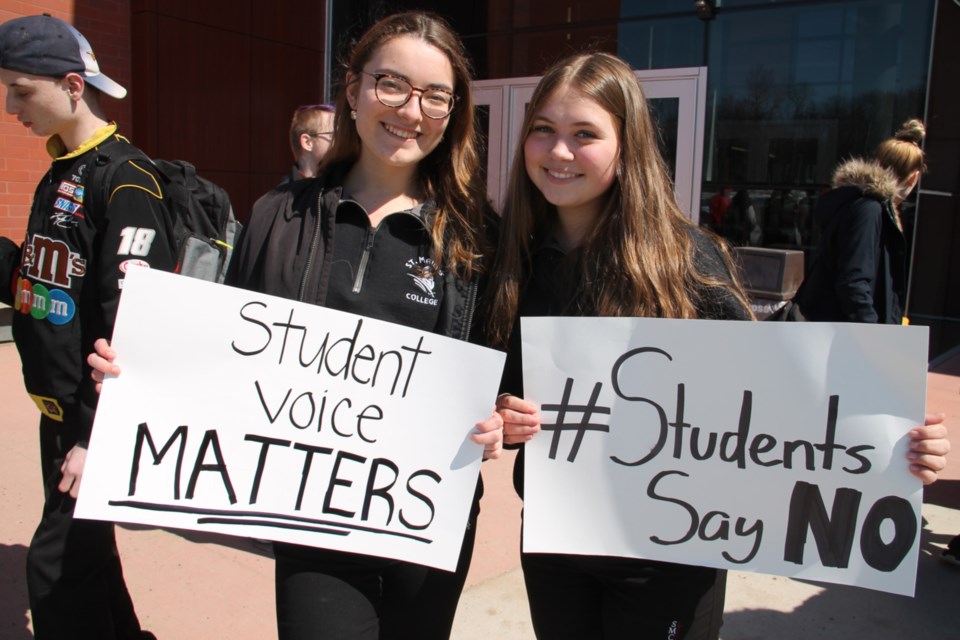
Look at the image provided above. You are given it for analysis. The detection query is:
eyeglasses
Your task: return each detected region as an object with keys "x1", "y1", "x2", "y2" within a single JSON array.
[
  {"x1": 359, "y1": 71, "x2": 456, "y2": 120},
  {"x1": 309, "y1": 131, "x2": 334, "y2": 137}
]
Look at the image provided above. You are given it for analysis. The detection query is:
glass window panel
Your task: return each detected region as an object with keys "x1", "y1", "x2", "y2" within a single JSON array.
[
  {"x1": 648, "y1": 97, "x2": 680, "y2": 183},
  {"x1": 795, "y1": 40, "x2": 844, "y2": 84},
  {"x1": 702, "y1": 0, "x2": 934, "y2": 253},
  {"x1": 718, "y1": 0, "x2": 808, "y2": 7},
  {"x1": 796, "y1": 9, "x2": 846, "y2": 37},
  {"x1": 509, "y1": 25, "x2": 619, "y2": 76},
  {"x1": 513, "y1": 0, "x2": 619, "y2": 29},
  {"x1": 618, "y1": 19, "x2": 704, "y2": 70},
  {"x1": 619, "y1": 0, "x2": 705, "y2": 18}
]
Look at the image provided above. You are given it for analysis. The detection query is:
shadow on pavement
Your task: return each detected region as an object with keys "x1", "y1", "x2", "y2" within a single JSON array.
[
  {"x1": 719, "y1": 520, "x2": 958, "y2": 639},
  {"x1": 118, "y1": 523, "x2": 276, "y2": 559},
  {"x1": 923, "y1": 478, "x2": 960, "y2": 511},
  {"x1": 0, "y1": 543, "x2": 33, "y2": 639}
]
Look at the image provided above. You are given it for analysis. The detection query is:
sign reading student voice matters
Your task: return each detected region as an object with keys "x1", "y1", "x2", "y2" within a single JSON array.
[
  {"x1": 521, "y1": 317, "x2": 928, "y2": 596},
  {"x1": 75, "y1": 268, "x2": 504, "y2": 571}
]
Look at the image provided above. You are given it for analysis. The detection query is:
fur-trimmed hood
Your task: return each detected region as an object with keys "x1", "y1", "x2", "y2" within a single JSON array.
[
  {"x1": 831, "y1": 157, "x2": 900, "y2": 202},
  {"x1": 814, "y1": 157, "x2": 904, "y2": 231}
]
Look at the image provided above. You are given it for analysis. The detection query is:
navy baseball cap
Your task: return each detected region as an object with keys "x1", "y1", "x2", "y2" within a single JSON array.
[{"x1": 0, "y1": 14, "x2": 127, "y2": 99}]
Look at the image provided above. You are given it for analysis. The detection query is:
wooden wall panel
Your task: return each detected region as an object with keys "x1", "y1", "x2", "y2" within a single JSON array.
[
  {"x1": 249, "y1": 38, "x2": 329, "y2": 173},
  {"x1": 130, "y1": 10, "x2": 159, "y2": 154},
  {"x1": 140, "y1": 0, "x2": 252, "y2": 33},
  {"x1": 155, "y1": 16, "x2": 251, "y2": 170},
  {"x1": 251, "y1": 2, "x2": 326, "y2": 46},
  {"x1": 130, "y1": 1, "x2": 327, "y2": 223}
]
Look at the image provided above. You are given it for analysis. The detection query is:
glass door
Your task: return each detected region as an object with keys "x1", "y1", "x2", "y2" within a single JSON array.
[{"x1": 473, "y1": 67, "x2": 707, "y2": 221}]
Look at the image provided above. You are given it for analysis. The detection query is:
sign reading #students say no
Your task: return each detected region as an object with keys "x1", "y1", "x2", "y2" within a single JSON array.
[
  {"x1": 520, "y1": 317, "x2": 928, "y2": 596},
  {"x1": 75, "y1": 268, "x2": 505, "y2": 572}
]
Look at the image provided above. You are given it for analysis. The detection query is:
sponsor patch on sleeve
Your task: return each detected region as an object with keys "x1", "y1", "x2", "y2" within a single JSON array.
[{"x1": 29, "y1": 394, "x2": 65, "y2": 422}]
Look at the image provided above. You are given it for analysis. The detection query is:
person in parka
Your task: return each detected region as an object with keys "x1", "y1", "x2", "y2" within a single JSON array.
[{"x1": 797, "y1": 119, "x2": 926, "y2": 324}]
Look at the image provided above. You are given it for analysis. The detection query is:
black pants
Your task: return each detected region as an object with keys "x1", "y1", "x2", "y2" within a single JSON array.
[
  {"x1": 27, "y1": 416, "x2": 146, "y2": 639},
  {"x1": 521, "y1": 552, "x2": 726, "y2": 640},
  {"x1": 274, "y1": 517, "x2": 477, "y2": 640}
]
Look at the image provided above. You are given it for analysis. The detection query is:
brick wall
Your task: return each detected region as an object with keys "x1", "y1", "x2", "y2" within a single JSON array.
[{"x1": 0, "y1": 0, "x2": 132, "y2": 240}]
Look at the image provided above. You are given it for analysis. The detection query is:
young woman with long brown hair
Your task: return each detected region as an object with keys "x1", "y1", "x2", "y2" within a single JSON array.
[
  {"x1": 487, "y1": 50, "x2": 751, "y2": 640},
  {"x1": 488, "y1": 52, "x2": 949, "y2": 640}
]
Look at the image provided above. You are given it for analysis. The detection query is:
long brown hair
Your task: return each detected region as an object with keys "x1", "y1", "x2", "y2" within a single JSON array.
[
  {"x1": 486, "y1": 52, "x2": 750, "y2": 348},
  {"x1": 321, "y1": 11, "x2": 489, "y2": 277}
]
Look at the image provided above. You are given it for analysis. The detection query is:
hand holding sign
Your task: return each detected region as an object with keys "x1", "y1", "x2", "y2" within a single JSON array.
[
  {"x1": 76, "y1": 268, "x2": 505, "y2": 571},
  {"x1": 907, "y1": 414, "x2": 949, "y2": 484},
  {"x1": 497, "y1": 394, "x2": 541, "y2": 445},
  {"x1": 88, "y1": 338, "x2": 120, "y2": 393},
  {"x1": 520, "y1": 316, "x2": 931, "y2": 596}
]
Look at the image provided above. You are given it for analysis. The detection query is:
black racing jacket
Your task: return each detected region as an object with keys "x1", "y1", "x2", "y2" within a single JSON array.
[{"x1": 0, "y1": 124, "x2": 178, "y2": 440}]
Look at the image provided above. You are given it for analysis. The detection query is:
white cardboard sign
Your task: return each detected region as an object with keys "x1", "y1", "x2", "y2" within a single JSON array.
[
  {"x1": 76, "y1": 268, "x2": 505, "y2": 571},
  {"x1": 520, "y1": 317, "x2": 928, "y2": 596}
]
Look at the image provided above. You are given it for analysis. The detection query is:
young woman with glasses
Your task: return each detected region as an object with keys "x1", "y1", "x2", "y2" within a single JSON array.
[
  {"x1": 90, "y1": 10, "x2": 502, "y2": 640},
  {"x1": 239, "y1": 12, "x2": 502, "y2": 639}
]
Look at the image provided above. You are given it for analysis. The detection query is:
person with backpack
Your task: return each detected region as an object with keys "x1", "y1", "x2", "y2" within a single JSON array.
[{"x1": 0, "y1": 14, "x2": 176, "y2": 639}]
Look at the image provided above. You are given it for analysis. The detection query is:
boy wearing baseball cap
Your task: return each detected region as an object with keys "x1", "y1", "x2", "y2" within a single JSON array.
[{"x1": 0, "y1": 14, "x2": 175, "y2": 639}]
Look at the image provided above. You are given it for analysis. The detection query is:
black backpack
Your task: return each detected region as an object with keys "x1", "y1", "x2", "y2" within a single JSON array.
[{"x1": 87, "y1": 147, "x2": 241, "y2": 283}]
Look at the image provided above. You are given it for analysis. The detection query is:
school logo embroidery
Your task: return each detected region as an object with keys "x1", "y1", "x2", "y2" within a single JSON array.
[
  {"x1": 405, "y1": 257, "x2": 442, "y2": 306},
  {"x1": 20, "y1": 234, "x2": 86, "y2": 287},
  {"x1": 666, "y1": 620, "x2": 682, "y2": 640}
]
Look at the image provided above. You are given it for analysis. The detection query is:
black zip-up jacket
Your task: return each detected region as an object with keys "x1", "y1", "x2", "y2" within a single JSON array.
[
  {"x1": 0, "y1": 125, "x2": 177, "y2": 440},
  {"x1": 500, "y1": 227, "x2": 753, "y2": 497},
  {"x1": 227, "y1": 170, "x2": 487, "y2": 343},
  {"x1": 226, "y1": 168, "x2": 495, "y2": 521}
]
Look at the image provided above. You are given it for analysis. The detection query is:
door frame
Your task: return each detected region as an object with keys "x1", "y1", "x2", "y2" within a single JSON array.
[{"x1": 473, "y1": 67, "x2": 708, "y2": 220}]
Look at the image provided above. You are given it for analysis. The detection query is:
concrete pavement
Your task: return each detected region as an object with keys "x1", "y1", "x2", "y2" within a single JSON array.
[{"x1": 1, "y1": 340, "x2": 958, "y2": 639}]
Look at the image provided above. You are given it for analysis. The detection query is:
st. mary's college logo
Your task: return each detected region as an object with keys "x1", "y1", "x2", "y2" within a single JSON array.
[{"x1": 404, "y1": 257, "x2": 442, "y2": 306}]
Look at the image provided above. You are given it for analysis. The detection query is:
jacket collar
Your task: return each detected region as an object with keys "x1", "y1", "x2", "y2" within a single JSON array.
[{"x1": 47, "y1": 122, "x2": 118, "y2": 160}]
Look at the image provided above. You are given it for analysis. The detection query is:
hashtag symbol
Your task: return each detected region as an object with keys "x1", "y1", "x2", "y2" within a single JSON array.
[{"x1": 540, "y1": 378, "x2": 611, "y2": 462}]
